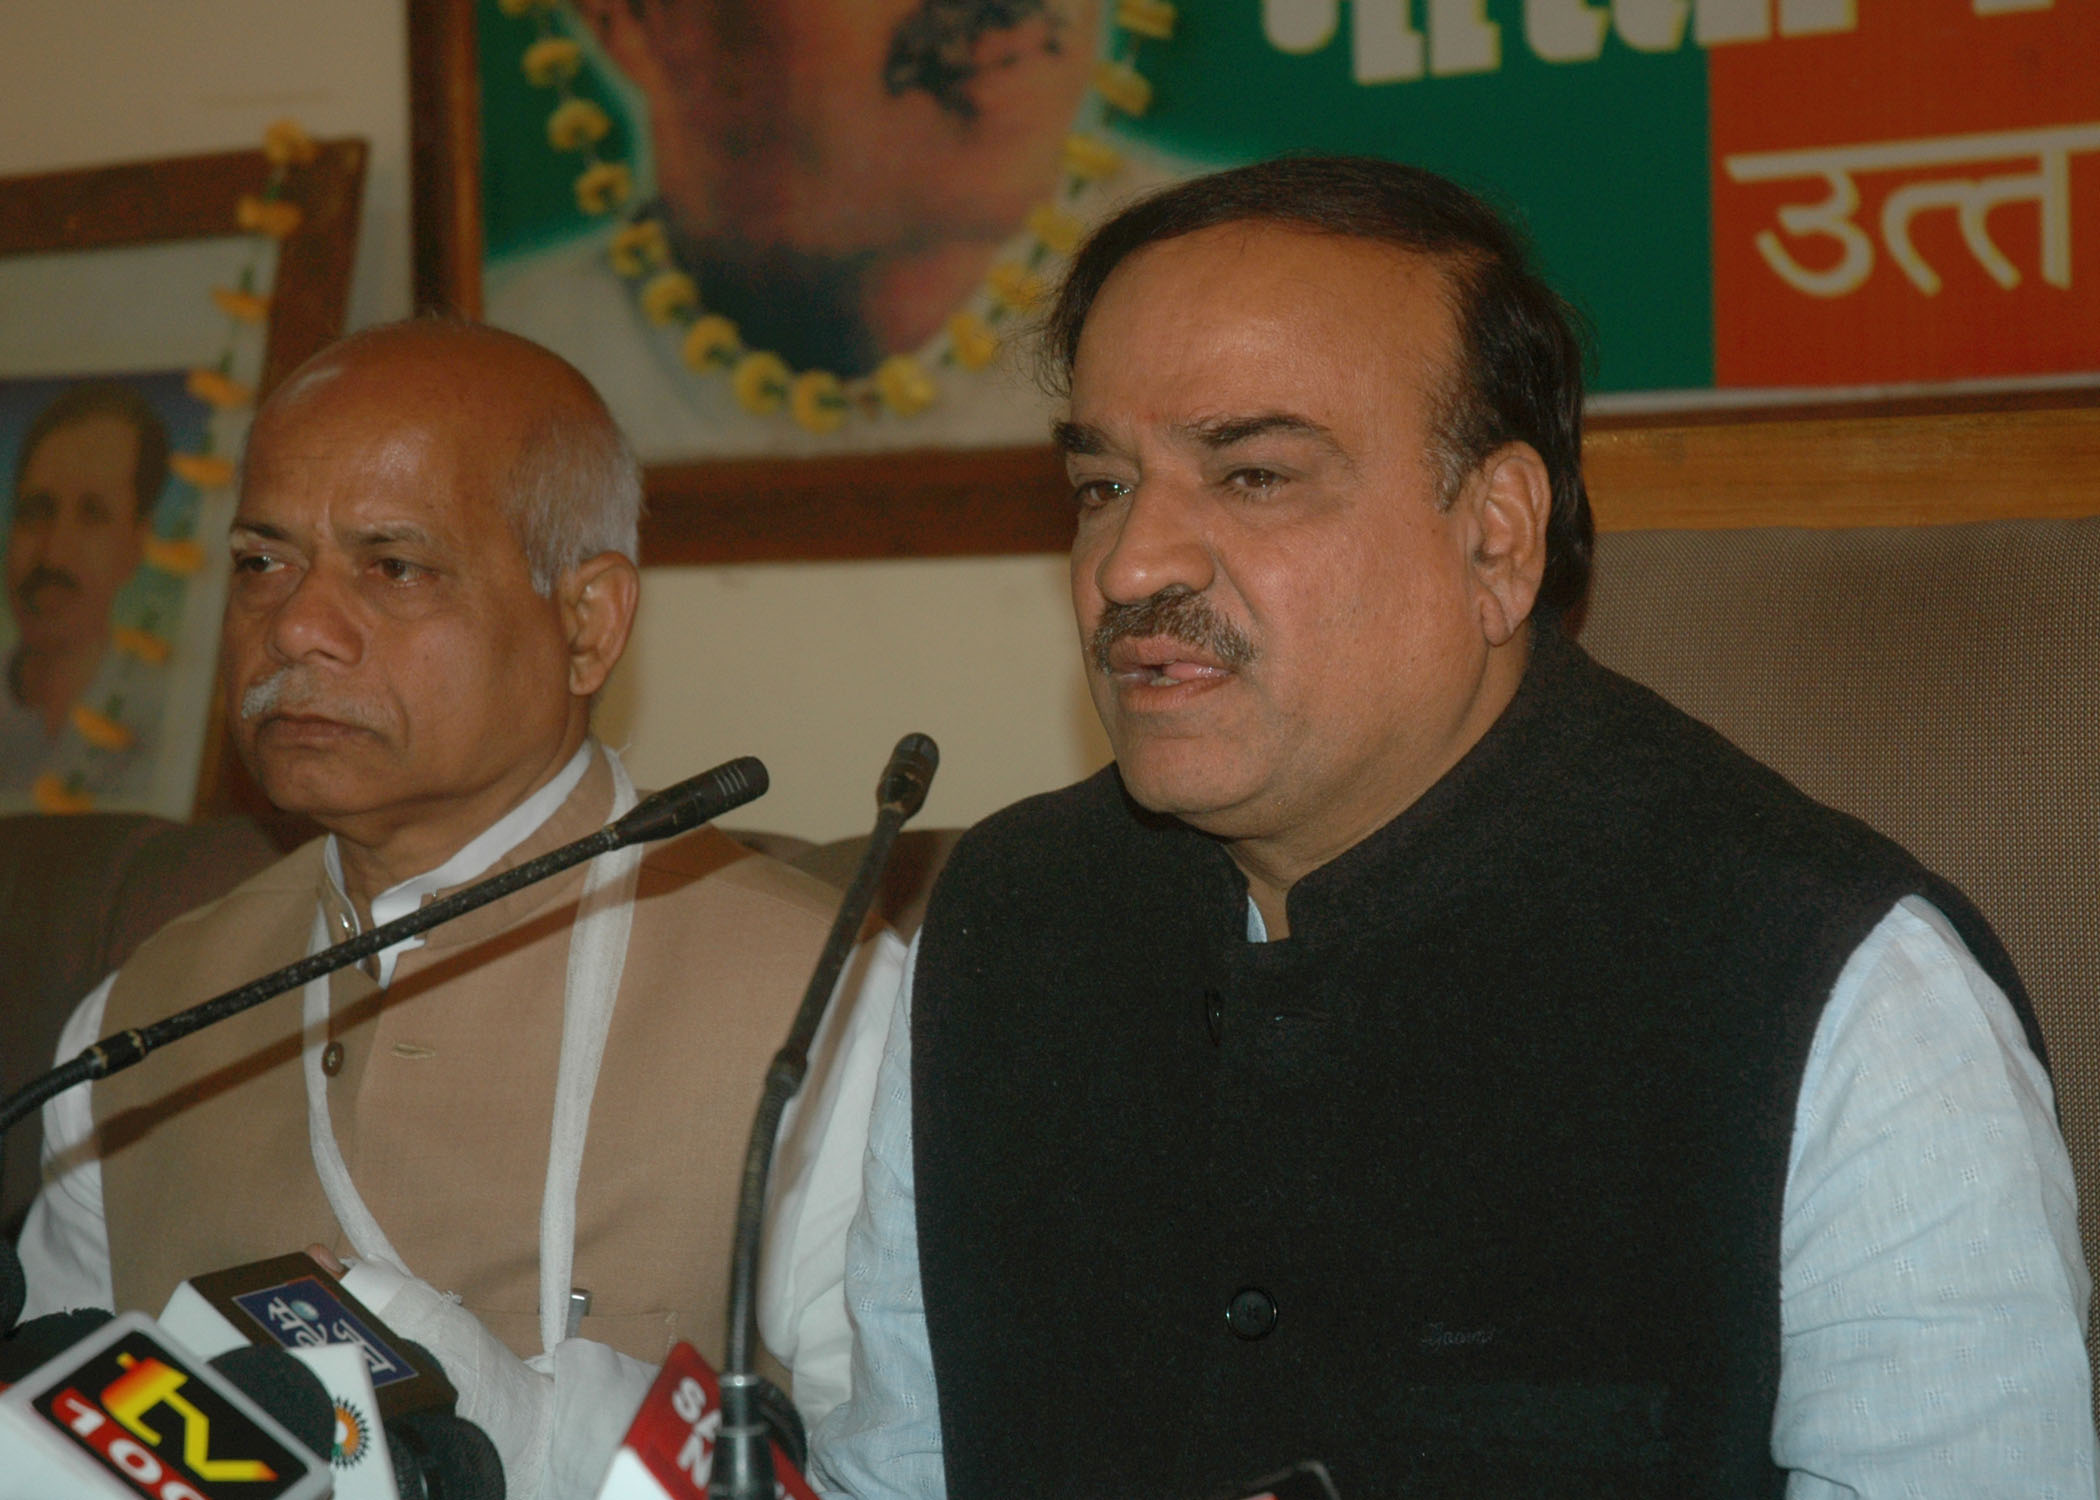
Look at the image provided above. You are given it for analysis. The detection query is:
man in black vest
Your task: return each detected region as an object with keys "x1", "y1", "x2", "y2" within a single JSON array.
[{"x1": 810, "y1": 158, "x2": 2093, "y2": 1499}]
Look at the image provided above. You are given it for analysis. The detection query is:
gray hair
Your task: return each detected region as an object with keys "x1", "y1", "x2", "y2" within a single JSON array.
[{"x1": 503, "y1": 399, "x2": 643, "y2": 597}]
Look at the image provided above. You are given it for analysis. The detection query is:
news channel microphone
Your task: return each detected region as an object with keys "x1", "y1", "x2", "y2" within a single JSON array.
[
  {"x1": 159, "y1": 1250, "x2": 504, "y2": 1500},
  {"x1": 594, "y1": 1343, "x2": 816, "y2": 1500},
  {"x1": 0, "y1": 1309, "x2": 332, "y2": 1500}
]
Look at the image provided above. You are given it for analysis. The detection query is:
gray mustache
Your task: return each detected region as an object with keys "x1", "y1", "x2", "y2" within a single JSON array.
[
  {"x1": 1089, "y1": 586, "x2": 1257, "y2": 674},
  {"x1": 239, "y1": 666, "x2": 385, "y2": 731}
]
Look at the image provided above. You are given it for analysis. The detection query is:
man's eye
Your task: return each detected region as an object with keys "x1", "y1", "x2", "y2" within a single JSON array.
[
  {"x1": 1226, "y1": 467, "x2": 1283, "y2": 491},
  {"x1": 233, "y1": 551, "x2": 281, "y2": 575},
  {"x1": 374, "y1": 557, "x2": 427, "y2": 583},
  {"x1": 1072, "y1": 478, "x2": 1129, "y2": 509}
]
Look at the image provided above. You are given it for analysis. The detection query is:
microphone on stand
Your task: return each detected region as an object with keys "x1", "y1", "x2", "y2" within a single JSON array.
[
  {"x1": 0, "y1": 756, "x2": 770, "y2": 1145},
  {"x1": 709, "y1": 734, "x2": 938, "y2": 1500}
]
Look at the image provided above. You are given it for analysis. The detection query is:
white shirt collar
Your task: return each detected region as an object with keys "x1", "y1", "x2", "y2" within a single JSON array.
[{"x1": 320, "y1": 740, "x2": 596, "y2": 987}]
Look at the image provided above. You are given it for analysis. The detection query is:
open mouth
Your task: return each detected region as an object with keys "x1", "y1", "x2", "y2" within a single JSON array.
[{"x1": 1105, "y1": 638, "x2": 1237, "y2": 689}]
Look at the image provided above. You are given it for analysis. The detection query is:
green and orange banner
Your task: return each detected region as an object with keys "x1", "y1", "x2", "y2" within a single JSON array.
[
  {"x1": 477, "y1": 1, "x2": 2097, "y2": 453},
  {"x1": 1128, "y1": 0, "x2": 2098, "y2": 401}
]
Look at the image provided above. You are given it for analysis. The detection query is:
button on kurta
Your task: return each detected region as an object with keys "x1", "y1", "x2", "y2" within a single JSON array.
[
  {"x1": 321, "y1": 1040, "x2": 345, "y2": 1076},
  {"x1": 1226, "y1": 1286, "x2": 1277, "y2": 1340}
]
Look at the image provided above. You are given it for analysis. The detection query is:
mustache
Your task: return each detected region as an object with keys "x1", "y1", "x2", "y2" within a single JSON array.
[
  {"x1": 1089, "y1": 587, "x2": 1256, "y2": 674},
  {"x1": 239, "y1": 666, "x2": 386, "y2": 731},
  {"x1": 15, "y1": 566, "x2": 80, "y2": 600}
]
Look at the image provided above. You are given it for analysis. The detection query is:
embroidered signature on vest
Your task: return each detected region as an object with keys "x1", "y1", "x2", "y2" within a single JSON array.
[{"x1": 1419, "y1": 1322, "x2": 1499, "y2": 1351}]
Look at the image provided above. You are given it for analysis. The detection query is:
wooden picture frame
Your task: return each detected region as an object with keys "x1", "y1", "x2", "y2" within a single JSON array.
[
  {"x1": 409, "y1": 0, "x2": 2100, "y2": 563},
  {"x1": 0, "y1": 139, "x2": 366, "y2": 831}
]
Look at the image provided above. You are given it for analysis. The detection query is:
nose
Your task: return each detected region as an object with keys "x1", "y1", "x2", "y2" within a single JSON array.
[
  {"x1": 1085, "y1": 477, "x2": 1217, "y2": 608},
  {"x1": 18, "y1": 507, "x2": 80, "y2": 573},
  {"x1": 262, "y1": 565, "x2": 365, "y2": 668}
]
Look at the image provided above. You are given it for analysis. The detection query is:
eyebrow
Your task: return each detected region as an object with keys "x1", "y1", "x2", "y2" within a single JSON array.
[
  {"x1": 1051, "y1": 419, "x2": 1106, "y2": 456},
  {"x1": 1052, "y1": 412, "x2": 1348, "y2": 459},
  {"x1": 1179, "y1": 411, "x2": 1344, "y2": 453},
  {"x1": 227, "y1": 520, "x2": 441, "y2": 550},
  {"x1": 346, "y1": 523, "x2": 438, "y2": 550}
]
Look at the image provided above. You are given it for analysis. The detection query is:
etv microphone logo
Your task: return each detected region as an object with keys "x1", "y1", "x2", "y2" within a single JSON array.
[{"x1": 33, "y1": 1328, "x2": 308, "y2": 1500}]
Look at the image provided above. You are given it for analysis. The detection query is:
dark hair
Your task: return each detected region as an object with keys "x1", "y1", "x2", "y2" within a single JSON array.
[
  {"x1": 13, "y1": 381, "x2": 170, "y2": 524},
  {"x1": 1042, "y1": 156, "x2": 1594, "y2": 617}
]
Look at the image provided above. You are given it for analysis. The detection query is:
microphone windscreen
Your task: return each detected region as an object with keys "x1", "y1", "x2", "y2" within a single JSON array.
[
  {"x1": 210, "y1": 1342, "x2": 336, "y2": 1462},
  {"x1": 390, "y1": 1335, "x2": 452, "y2": 1392},
  {"x1": 0, "y1": 1237, "x2": 25, "y2": 1337},
  {"x1": 611, "y1": 756, "x2": 770, "y2": 846},
  {"x1": 0, "y1": 1307, "x2": 113, "y2": 1383},
  {"x1": 389, "y1": 1407, "x2": 507, "y2": 1500},
  {"x1": 877, "y1": 733, "x2": 939, "y2": 818}
]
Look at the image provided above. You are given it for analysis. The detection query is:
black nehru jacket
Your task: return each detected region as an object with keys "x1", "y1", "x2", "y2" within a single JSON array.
[{"x1": 911, "y1": 627, "x2": 2042, "y2": 1500}]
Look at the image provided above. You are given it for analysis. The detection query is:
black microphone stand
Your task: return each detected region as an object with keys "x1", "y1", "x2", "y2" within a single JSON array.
[
  {"x1": 0, "y1": 756, "x2": 769, "y2": 1144},
  {"x1": 711, "y1": 733, "x2": 938, "y2": 1500}
]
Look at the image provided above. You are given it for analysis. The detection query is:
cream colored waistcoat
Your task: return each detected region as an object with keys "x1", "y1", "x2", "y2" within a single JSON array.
[{"x1": 94, "y1": 755, "x2": 837, "y2": 1367}]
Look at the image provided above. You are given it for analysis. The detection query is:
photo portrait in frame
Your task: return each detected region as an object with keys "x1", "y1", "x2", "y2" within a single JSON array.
[{"x1": 0, "y1": 138, "x2": 365, "y2": 820}]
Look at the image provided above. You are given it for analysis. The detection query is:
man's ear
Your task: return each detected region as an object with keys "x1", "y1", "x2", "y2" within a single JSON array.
[
  {"x1": 557, "y1": 551, "x2": 640, "y2": 699},
  {"x1": 1464, "y1": 442, "x2": 1551, "y2": 647}
]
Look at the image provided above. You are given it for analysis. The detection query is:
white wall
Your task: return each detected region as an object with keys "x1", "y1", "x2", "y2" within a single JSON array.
[
  {"x1": 6, "y1": 0, "x2": 1105, "y2": 841},
  {"x1": 598, "y1": 555, "x2": 1108, "y2": 841},
  {"x1": 3, "y1": 0, "x2": 415, "y2": 335}
]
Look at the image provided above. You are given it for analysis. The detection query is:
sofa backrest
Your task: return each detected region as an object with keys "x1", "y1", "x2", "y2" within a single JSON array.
[
  {"x1": 1579, "y1": 401, "x2": 2100, "y2": 1417},
  {"x1": 0, "y1": 813, "x2": 280, "y2": 1234}
]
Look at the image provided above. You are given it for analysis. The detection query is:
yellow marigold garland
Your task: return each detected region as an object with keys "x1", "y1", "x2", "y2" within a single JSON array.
[
  {"x1": 731, "y1": 352, "x2": 793, "y2": 416},
  {"x1": 37, "y1": 118, "x2": 309, "y2": 810},
  {"x1": 262, "y1": 119, "x2": 321, "y2": 167},
  {"x1": 210, "y1": 286, "x2": 271, "y2": 323},
  {"x1": 236, "y1": 196, "x2": 303, "y2": 239},
  {"x1": 143, "y1": 537, "x2": 207, "y2": 576},
  {"x1": 497, "y1": 2, "x2": 1177, "y2": 434},
  {"x1": 33, "y1": 775, "x2": 95, "y2": 815},
  {"x1": 114, "y1": 627, "x2": 173, "y2": 667},
  {"x1": 169, "y1": 452, "x2": 236, "y2": 489},
  {"x1": 70, "y1": 705, "x2": 134, "y2": 753}
]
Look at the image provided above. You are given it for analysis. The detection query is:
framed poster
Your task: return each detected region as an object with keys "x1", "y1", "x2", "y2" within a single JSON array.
[
  {"x1": 0, "y1": 139, "x2": 365, "y2": 821},
  {"x1": 411, "y1": 0, "x2": 2099, "y2": 561}
]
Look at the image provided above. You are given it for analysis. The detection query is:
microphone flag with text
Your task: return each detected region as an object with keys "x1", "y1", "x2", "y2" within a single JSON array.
[
  {"x1": 159, "y1": 1249, "x2": 476, "y2": 1500},
  {"x1": 596, "y1": 1342, "x2": 817, "y2": 1500},
  {"x1": 0, "y1": 1310, "x2": 332, "y2": 1500}
]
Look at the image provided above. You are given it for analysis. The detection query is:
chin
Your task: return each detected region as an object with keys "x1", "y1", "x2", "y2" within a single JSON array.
[
  {"x1": 241, "y1": 745, "x2": 379, "y2": 824},
  {"x1": 1112, "y1": 745, "x2": 1265, "y2": 834}
]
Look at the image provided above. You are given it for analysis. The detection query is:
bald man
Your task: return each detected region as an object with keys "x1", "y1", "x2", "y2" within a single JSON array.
[{"x1": 20, "y1": 322, "x2": 904, "y2": 1497}]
